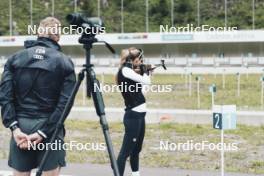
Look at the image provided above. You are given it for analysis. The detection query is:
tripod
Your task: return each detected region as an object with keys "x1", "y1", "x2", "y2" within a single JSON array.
[{"x1": 36, "y1": 35, "x2": 120, "y2": 176}]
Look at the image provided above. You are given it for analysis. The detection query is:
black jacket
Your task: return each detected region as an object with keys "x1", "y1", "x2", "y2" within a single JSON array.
[
  {"x1": 0, "y1": 37, "x2": 76, "y2": 137},
  {"x1": 117, "y1": 66, "x2": 146, "y2": 110}
]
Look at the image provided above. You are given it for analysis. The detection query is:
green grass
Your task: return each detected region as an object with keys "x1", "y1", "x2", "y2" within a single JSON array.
[
  {"x1": 64, "y1": 120, "x2": 264, "y2": 174},
  {"x1": 0, "y1": 73, "x2": 262, "y2": 110},
  {"x1": 73, "y1": 74, "x2": 264, "y2": 110},
  {"x1": 0, "y1": 120, "x2": 264, "y2": 174}
]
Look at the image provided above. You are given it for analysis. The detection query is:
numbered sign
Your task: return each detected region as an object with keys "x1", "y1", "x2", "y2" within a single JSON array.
[
  {"x1": 212, "y1": 105, "x2": 236, "y2": 130},
  {"x1": 213, "y1": 113, "x2": 222, "y2": 129},
  {"x1": 222, "y1": 105, "x2": 236, "y2": 130}
]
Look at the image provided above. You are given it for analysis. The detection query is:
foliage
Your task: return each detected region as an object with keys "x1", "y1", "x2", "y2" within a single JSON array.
[{"x1": 0, "y1": 0, "x2": 263, "y2": 35}]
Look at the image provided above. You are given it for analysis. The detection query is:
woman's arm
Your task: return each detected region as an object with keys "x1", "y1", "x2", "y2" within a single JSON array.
[{"x1": 122, "y1": 67, "x2": 151, "y2": 85}]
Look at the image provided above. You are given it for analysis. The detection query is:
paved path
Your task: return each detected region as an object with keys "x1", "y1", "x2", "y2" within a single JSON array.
[
  {"x1": 69, "y1": 107, "x2": 264, "y2": 126},
  {"x1": 0, "y1": 160, "x2": 262, "y2": 176}
]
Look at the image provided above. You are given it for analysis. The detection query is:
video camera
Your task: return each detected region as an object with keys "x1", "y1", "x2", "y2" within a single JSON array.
[{"x1": 66, "y1": 13, "x2": 105, "y2": 37}]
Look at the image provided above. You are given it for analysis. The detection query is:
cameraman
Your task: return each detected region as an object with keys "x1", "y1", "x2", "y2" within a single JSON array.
[
  {"x1": 0, "y1": 17, "x2": 76, "y2": 176},
  {"x1": 116, "y1": 48, "x2": 151, "y2": 176}
]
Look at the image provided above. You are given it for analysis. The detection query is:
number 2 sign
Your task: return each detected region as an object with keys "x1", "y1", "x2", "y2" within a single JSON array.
[
  {"x1": 212, "y1": 105, "x2": 236, "y2": 130},
  {"x1": 213, "y1": 113, "x2": 222, "y2": 129}
]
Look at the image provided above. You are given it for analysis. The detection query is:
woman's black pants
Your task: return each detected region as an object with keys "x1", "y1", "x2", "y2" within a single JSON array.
[{"x1": 117, "y1": 109, "x2": 146, "y2": 176}]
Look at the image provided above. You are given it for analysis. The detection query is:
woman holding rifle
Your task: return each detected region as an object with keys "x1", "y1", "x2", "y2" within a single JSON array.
[{"x1": 116, "y1": 47, "x2": 151, "y2": 176}]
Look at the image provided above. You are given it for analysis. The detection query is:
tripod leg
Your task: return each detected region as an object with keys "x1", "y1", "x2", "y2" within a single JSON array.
[
  {"x1": 36, "y1": 69, "x2": 85, "y2": 176},
  {"x1": 89, "y1": 73, "x2": 120, "y2": 176}
]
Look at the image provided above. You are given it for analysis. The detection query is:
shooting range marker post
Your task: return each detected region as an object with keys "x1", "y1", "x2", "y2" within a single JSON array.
[
  {"x1": 236, "y1": 72, "x2": 240, "y2": 97},
  {"x1": 213, "y1": 105, "x2": 237, "y2": 176},
  {"x1": 222, "y1": 69, "x2": 226, "y2": 89},
  {"x1": 195, "y1": 76, "x2": 201, "y2": 108},
  {"x1": 209, "y1": 84, "x2": 217, "y2": 107},
  {"x1": 244, "y1": 63, "x2": 249, "y2": 79},
  {"x1": 261, "y1": 76, "x2": 264, "y2": 108},
  {"x1": 189, "y1": 72, "x2": 192, "y2": 97},
  {"x1": 184, "y1": 68, "x2": 188, "y2": 88}
]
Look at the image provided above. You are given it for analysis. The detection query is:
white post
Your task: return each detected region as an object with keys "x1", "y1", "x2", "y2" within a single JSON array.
[
  {"x1": 222, "y1": 70, "x2": 225, "y2": 89},
  {"x1": 246, "y1": 67, "x2": 249, "y2": 79},
  {"x1": 197, "y1": 78, "x2": 200, "y2": 108},
  {"x1": 214, "y1": 67, "x2": 217, "y2": 78},
  {"x1": 261, "y1": 80, "x2": 263, "y2": 108},
  {"x1": 185, "y1": 70, "x2": 188, "y2": 89},
  {"x1": 212, "y1": 92, "x2": 215, "y2": 107},
  {"x1": 189, "y1": 73, "x2": 192, "y2": 96},
  {"x1": 237, "y1": 73, "x2": 240, "y2": 97},
  {"x1": 221, "y1": 129, "x2": 224, "y2": 176}
]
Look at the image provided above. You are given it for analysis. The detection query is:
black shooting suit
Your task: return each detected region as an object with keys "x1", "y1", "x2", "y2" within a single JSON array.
[{"x1": 0, "y1": 37, "x2": 76, "y2": 171}]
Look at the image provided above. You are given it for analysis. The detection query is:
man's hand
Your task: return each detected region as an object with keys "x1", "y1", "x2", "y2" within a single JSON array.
[
  {"x1": 28, "y1": 132, "x2": 43, "y2": 145},
  {"x1": 12, "y1": 128, "x2": 29, "y2": 149},
  {"x1": 13, "y1": 129, "x2": 44, "y2": 150}
]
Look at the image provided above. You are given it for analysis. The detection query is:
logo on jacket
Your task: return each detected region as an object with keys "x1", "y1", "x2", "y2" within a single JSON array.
[{"x1": 33, "y1": 47, "x2": 46, "y2": 60}]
